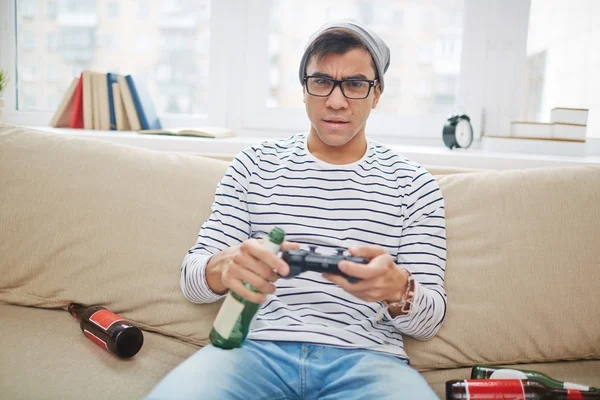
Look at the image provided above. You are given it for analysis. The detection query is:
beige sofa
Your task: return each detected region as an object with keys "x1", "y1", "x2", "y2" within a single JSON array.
[{"x1": 1, "y1": 124, "x2": 599, "y2": 399}]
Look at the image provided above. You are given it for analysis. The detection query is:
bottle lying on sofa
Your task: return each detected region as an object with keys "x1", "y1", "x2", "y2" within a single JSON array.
[
  {"x1": 209, "y1": 227, "x2": 285, "y2": 349},
  {"x1": 68, "y1": 303, "x2": 144, "y2": 358},
  {"x1": 446, "y1": 379, "x2": 600, "y2": 399},
  {"x1": 471, "y1": 365, "x2": 600, "y2": 392}
]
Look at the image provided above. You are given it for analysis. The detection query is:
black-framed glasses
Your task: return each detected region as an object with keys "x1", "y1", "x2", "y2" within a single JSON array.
[{"x1": 303, "y1": 75, "x2": 378, "y2": 99}]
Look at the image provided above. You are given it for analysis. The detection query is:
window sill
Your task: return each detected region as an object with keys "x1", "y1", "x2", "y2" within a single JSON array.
[{"x1": 23, "y1": 126, "x2": 600, "y2": 170}]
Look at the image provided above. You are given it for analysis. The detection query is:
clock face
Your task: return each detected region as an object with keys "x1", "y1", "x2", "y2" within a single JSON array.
[{"x1": 455, "y1": 119, "x2": 473, "y2": 148}]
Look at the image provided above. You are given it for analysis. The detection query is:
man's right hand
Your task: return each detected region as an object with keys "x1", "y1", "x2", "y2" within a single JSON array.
[{"x1": 205, "y1": 239, "x2": 300, "y2": 303}]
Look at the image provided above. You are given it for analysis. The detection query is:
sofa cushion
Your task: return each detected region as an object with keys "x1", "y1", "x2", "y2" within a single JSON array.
[
  {"x1": 406, "y1": 165, "x2": 600, "y2": 370},
  {"x1": 0, "y1": 125, "x2": 226, "y2": 345},
  {"x1": 0, "y1": 304, "x2": 197, "y2": 400}
]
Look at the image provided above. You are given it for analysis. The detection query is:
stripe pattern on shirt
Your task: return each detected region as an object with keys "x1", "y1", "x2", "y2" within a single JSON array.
[{"x1": 181, "y1": 133, "x2": 446, "y2": 361}]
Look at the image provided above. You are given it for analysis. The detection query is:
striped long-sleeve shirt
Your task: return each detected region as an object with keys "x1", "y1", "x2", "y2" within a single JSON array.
[{"x1": 181, "y1": 133, "x2": 446, "y2": 362}]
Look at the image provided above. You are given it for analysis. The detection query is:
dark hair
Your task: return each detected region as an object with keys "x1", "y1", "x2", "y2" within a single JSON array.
[{"x1": 303, "y1": 28, "x2": 377, "y2": 78}]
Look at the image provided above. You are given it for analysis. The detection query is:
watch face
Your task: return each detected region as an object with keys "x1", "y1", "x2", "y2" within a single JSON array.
[{"x1": 455, "y1": 119, "x2": 473, "y2": 148}]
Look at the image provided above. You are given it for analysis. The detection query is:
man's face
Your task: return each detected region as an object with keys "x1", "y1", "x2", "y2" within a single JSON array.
[{"x1": 304, "y1": 48, "x2": 381, "y2": 148}]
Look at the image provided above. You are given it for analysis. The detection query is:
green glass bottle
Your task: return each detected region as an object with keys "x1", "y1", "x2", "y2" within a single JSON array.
[
  {"x1": 209, "y1": 227, "x2": 285, "y2": 349},
  {"x1": 471, "y1": 365, "x2": 600, "y2": 392}
]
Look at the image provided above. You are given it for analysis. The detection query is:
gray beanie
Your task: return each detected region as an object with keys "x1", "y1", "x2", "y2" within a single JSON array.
[{"x1": 298, "y1": 19, "x2": 391, "y2": 93}]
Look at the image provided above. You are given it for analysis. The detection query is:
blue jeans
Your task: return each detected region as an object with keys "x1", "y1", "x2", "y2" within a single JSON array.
[{"x1": 144, "y1": 340, "x2": 438, "y2": 400}]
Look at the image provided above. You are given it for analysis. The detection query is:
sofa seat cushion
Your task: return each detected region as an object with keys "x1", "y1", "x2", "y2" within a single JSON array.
[
  {"x1": 2, "y1": 304, "x2": 598, "y2": 400},
  {"x1": 0, "y1": 304, "x2": 198, "y2": 400}
]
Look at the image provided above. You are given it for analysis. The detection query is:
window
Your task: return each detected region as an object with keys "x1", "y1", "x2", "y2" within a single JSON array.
[
  {"x1": 46, "y1": 64, "x2": 58, "y2": 82},
  {"x1": 107, "y1": 1, "x2": 119, "y2": 18},
  {"x1": 523, "y1": 0, "x2": 599, "y2": 137},
  {"x1": 244, "y1": 0, "x2": 465, "y2": 138},
  {"x1": 21, "y1": 29, "x2": 35, "y2": 51},
  {"x1": 2, "y1": 0, "x2": 597, "y2": 146},
  {"x1": 20, "y1": 0, "x2": 35, "y2": 18},
  {"x1": 435, "y1": 74, "x2": 457, "y2": 107},
  {"x1": 47, "y1": 91, "x2": 60, "y2": 109},
  {"x1": 138, "y1": 1, "x2": 150, "y2": 18},
  {"x1": 21, "y1": 94, "x2": 36, "y2": 109},
  {"x1": 13, "y1": 0, "x2": 211, "y2": 116},
  {"x1": 47, "y1": 0, "x2": 57, "y2": 18},
  {"x1": 266, "y1": 0, "x2": 463, "y2": 116},
  {"x1": 136, "y1": 37, "x2": 152, "y2": 53},
  {"x1": 47, "y1": 32, "x2": 58, "y2": 51},
  {"x1": 21, "y1": 65, "x2": 36, "y2": 81}
]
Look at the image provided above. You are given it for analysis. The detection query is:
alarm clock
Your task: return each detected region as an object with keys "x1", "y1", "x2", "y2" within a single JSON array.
[{"x1": 443, "y1": 114, "x2": 473, "y2": 149}]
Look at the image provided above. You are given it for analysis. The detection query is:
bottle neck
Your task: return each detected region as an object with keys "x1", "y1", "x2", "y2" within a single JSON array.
[
  {"x1": 68, "y1": 303, "x2": 88, "y2": 320},
  {"x1": 550, "y1": 389, "x2": 600, "y2": 399}
]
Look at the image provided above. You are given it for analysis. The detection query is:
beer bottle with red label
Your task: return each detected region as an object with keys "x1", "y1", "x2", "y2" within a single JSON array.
[
  {"x1": 471, "y1": 365, "x2": 600, "y2": 392},
  {"x1": 68, "y1": 303, "x2": 144, "y2": 358},
  {"x1": 446, "y1": 379, "x2": 600, "y2": 399}
]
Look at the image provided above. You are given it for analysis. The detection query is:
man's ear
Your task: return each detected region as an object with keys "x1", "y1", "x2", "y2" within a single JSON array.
[
  {"x1": 303, "y1": 85, "x2": 307, "y2": 104},
  {"x1": 371, "y1": 84, "x2": 381, "y2": 109}
]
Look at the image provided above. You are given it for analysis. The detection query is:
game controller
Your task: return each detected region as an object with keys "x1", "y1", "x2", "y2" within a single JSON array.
[{"x1": 280, "y1": 246, "x2": 370, "y2": 283}]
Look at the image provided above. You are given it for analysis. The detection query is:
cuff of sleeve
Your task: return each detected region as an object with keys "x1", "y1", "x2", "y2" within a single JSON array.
[{"x1": 199, "y1": 254, "x2": 228, "y2": 302}]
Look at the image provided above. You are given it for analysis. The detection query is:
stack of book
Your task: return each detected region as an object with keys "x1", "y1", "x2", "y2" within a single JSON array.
[
  {"x1": 509, "y1": 107, "x2": 588, "y2": 142},
  {"x1": 49, "y1": 71, "x2": 161, "y2": 131},
  {"x1": 49, "y1": 71, "x2": 235, "y2": 139}
]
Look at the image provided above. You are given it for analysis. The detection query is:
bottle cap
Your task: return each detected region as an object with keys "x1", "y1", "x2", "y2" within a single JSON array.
[{"x1": 268, "y1": 227, "x2": 285, "y2": 245}]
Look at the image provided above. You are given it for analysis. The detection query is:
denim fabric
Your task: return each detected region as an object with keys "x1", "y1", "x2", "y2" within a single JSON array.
[{"x1": 144, "y1": 340, "x2": 438, "y2": 400}]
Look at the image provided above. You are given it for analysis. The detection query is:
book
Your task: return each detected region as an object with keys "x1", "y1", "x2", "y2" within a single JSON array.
[
  {"x1": 139, "y1": 126, "x2": 235, "y2": 138},
  {"x1": 49, "y1": 77, "x2": 79, "y2": 128},
  {"x1": 92, "y1": 73, "x2": 101, "y2": 129},
  {"x1": 511, "y1": 121, "x2": 586, "y2": 141},
  {"x1": 106, "y1": 72, "x2": 118, "y2": 130},
  {"x1": 125, "y1": 75, "x2": 161, "y2": 130},
  {"x1": 553, "y1": 123, "x2": 586, "y2": 141},
  {"x1": 116, "y1": 75, "x2": 141, "y2": 131},
  {"x1": 551, "y1": 107, "x2": 588, "y2": 126},
  {"x1": 69, "y1": 73, "x2": 84, "y2": 128},
  {"x1": 82, "y1": 71, "x2": 94, "y2": 129},
  {"x1": 93, "y1": 72, "x2": 111, "y2": 131},
  {"x1": 510, "y1": 122, "x2": 552, "y2": 139},
  {"x1": 112, "y1": 82, "x2": 130, "y2": 131}
]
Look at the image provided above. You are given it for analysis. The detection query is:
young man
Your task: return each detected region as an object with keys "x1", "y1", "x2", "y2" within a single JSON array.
[{"x1": 146, "y1": 20, "x2": 445, "y2": 400}]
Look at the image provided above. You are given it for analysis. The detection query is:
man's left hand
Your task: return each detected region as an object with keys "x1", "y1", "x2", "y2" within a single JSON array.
[{"x1": 323, "y1": 245, "x2": 407, "y2": 304}]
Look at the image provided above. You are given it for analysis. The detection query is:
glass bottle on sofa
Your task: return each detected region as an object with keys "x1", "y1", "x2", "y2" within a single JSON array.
[
  {"x1": 69, "y1": 303, "x2": 144, "y2": 358},
  {"x1": 446, "y1": 379, "x2": 600, "y2": 400},
  {"x1": 209, "y1": 227, "x2": 285, "y2": 349},
  {"x1": 471, "y1": 365, "x2": 600, "y2": 392}
]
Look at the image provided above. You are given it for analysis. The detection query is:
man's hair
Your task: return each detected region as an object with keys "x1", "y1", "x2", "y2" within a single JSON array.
[{"x1": 302, "y1": 28, "x2": 377, "y2": 79}]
